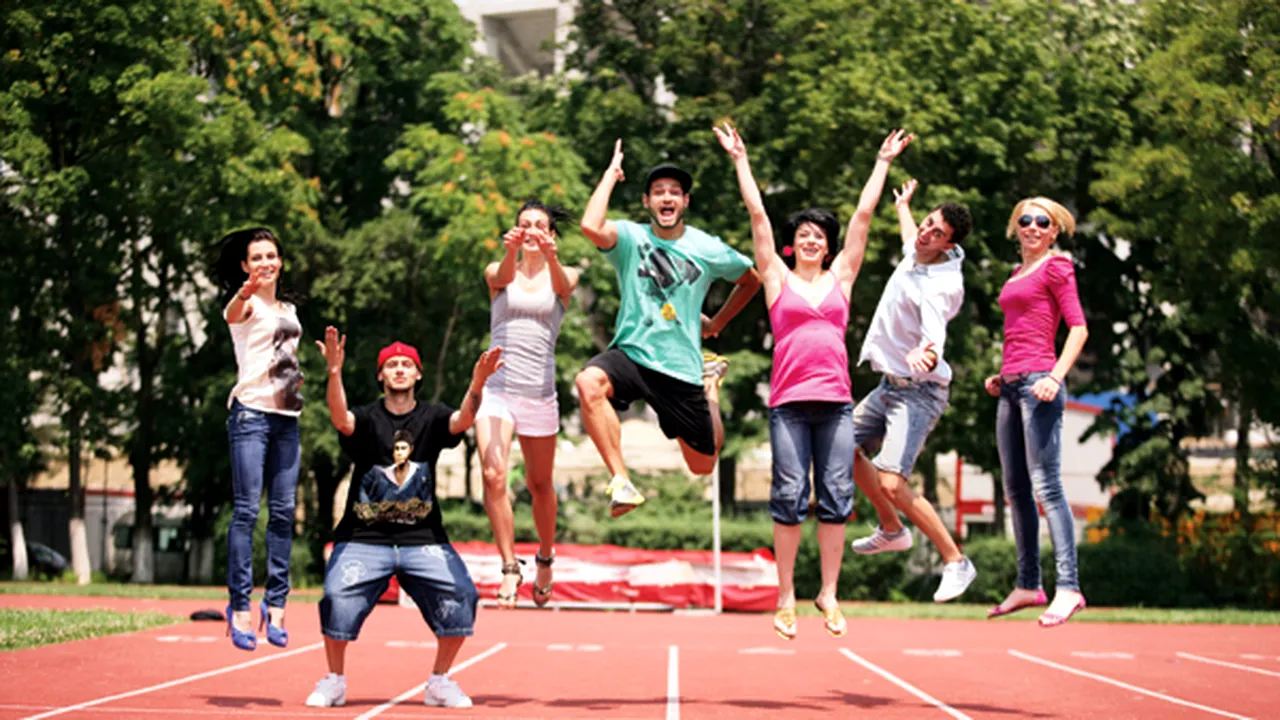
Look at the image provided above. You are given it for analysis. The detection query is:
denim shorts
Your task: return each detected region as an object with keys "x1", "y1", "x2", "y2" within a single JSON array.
[
  {"x1": 769, "y1": 401, "x2": 855, "y2": 525},
  {"x1": 853, "y1": 377, "x2": 949, "y2": 478},
  {"x1": 320, "y1": 542, "x2": 479, "y2": 641}
]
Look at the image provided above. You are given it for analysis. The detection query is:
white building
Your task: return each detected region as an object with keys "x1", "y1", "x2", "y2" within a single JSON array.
[{"x1": 454, "y1": 0, "x2": 572, "y2": 77}]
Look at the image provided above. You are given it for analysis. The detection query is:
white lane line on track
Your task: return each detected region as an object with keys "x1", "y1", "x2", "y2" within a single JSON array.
[
  {"x1": 1176, "y1": 652, "x2": 1280, "y2": 678},
  {"x1": 1070, "y1": 651, "x2": 1134, "y2": 660},
  {"x1": 353, "y1": 641, "x2": 507, "y2": 720},
  {"x1": 385, "y1": 640, "x2": 436, "y2": 649},
  {"x1": 666, "y1": 645, "x2": 680, "y2": 720},
  {"x1": 839, "y1": 648, "x2": 971, "y2": 719},
  {"x1": 1009, "y1": 650, "x2": 1253, "y2": 719},
  {"x1": 20, "y1": 642, "x2": 323, "y2": 720}
]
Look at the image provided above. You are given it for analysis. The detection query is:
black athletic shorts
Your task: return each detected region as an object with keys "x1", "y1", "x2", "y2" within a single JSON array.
[{"x1": 584, "y1": 349, "x2": 716, "y2": 456}]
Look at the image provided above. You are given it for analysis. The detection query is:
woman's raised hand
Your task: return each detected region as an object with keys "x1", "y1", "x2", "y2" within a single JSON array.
[
  {"x1": 877, "y1": 128, "x2": 915, "y2": 162},
  {"x1": 502, "y1": 227, "x2": 524, "y2": 252}
]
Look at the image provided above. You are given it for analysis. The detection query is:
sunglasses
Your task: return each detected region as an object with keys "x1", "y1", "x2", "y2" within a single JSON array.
[{"x1": 1018, "y1": 214, "x2": 1053, "y2": 229}]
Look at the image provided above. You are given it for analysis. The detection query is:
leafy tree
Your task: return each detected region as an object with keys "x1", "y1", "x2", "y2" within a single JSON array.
[
  {"x1": 1090, "y1": 0, "x2": 1280, "y2": 520},
  {"x1": 544, "y1": 0, "x2": 1145, "y2": 520}
]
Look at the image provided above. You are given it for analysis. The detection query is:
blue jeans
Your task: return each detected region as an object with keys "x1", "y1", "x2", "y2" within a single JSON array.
[
  {"x1": 853, "y1": 378, "x2": 949, "y2": 478},
  {"x1": 227, "y1": 400, "x2": 300, "y2": 611},
  {"x1": 320, "y1": 542, "x2": 479, "y2": 640},
  {"x1": 996, "y1": 372, "x2": 1079, "y2": 592},
  {"x1": 769, "y1": 402, "x2": 855, "y2": 524}
]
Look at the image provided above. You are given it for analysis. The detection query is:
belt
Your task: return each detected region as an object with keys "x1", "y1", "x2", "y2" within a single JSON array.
[
  {"x1": 883, "y1": 374, "x2": 939, "y2": 389},
  {"x1": 1001, "y1": 372, "x2": 1035, "y2": 383}
]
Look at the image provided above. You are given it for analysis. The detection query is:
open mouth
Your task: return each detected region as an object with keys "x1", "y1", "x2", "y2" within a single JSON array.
[{"x1": 657, "y1": 207, "x2": 678, "y2": 223}]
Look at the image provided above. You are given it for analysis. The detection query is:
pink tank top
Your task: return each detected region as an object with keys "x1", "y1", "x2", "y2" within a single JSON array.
[{"x1": 769, "y1": 274, "x2": 852, "y2": 407}]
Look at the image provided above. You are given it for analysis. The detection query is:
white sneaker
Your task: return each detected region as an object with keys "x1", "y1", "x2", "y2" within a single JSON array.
[
  {"x1": 933, "y1": 557, "x2": 977, "y2": 603},
  {"x1": 424, "y1": 674, "x2": 473, "y2": 708},
  {"x1": 851, "y1": 526, "x2": 913, "y2": 555},
  {"x1": 305, "y1": 673, "x2": 346, "y2": 707}
]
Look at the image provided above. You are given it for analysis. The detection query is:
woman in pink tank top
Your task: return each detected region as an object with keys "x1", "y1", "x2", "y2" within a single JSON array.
[
  {"x1": 984, "y1": 197, "x2": 1090, "y2": 627},
  {"x1": 717, "y1": 123, "x2": 912, "y2": 640}
]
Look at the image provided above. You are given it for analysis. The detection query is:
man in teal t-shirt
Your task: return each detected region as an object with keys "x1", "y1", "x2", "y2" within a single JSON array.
[{"x1": 576, "y1": 139, "x2": 761, "y2": 517}]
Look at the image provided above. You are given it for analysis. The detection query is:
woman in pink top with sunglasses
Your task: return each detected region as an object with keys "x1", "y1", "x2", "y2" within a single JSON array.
[
  {"x1": 984, "y1": 197, "x2": 1089, "y2": 627},
  {"x1": 717, "y1": 122, "x2": 913, "y2": 641}
]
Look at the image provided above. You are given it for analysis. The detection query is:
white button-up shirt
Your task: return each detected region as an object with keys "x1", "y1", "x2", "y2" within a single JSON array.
[{"x1": 858, "y1": 243, "x2": 965, "y2": 385}]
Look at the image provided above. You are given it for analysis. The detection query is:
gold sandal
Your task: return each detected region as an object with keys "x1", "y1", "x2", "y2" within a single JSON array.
[
  {"x1": 814, "y1": 599, "x2": 847, "y2": 637},
  {"x1": 773, "y1": 606, "x2": 797, "y2": 640},
  {"x1": 496, "y1": 561, "x2": 523, "y2": 608}
]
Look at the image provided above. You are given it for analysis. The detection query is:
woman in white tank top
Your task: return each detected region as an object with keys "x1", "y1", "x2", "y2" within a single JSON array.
[
  {"x1": 478, "y1": 200, "x2": 579, "y2": 608},
  {"x1": 214, "y1": 227, "x2": 303, "y2": 651}
]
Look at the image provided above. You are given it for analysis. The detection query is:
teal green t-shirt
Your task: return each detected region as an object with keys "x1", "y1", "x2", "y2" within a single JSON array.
[{"x1": 603, "y1": 220, "x2": 754, "y2": 385}]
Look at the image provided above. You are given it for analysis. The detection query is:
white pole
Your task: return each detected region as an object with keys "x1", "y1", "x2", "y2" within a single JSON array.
[{"x1": 711, "y1": 462, "x2": 722, "y2": 614}]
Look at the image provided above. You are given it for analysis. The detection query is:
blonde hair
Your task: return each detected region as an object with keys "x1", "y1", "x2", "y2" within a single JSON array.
[{"x1": 1006, "y1": 197, "x2": 1076, "y2": 239}]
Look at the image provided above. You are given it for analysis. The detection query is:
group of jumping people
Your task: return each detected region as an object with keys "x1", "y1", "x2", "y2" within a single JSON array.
[{"x1": 213, "y1": 125, "x2": 1089, "y2": 709}]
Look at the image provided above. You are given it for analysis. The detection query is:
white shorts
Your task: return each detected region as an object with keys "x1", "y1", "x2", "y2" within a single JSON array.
[{"x1": 476, "y1": 391, "x2": 560, "y2": 438}]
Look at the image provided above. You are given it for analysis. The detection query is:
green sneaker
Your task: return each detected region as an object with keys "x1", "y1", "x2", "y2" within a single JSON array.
[{"x1": 607, "y1": 475, "x2": 645, "y2": 518}]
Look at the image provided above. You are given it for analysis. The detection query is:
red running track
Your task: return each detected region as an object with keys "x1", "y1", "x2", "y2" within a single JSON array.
[{"x1": 2, "y1": 594, "x2": 1279, "y2": 719}]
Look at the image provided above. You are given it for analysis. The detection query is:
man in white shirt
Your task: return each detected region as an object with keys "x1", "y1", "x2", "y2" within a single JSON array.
[{"x1": 847, "y1": 179, "x2": 978, "y2": 602}]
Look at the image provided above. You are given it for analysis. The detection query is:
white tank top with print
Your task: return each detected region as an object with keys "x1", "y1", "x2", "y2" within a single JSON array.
[{"x1": 225, "y1": 295, "x2": 304, "y2": 417}]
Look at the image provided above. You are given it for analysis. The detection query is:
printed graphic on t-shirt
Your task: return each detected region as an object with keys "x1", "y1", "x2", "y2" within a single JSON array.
[
  {"x1": 271, "y1": 315, "x2": 303, "y2": 412},
  {"x1": 636, "y1": 240, "x2": 702, "y2": 325},
  {"x1": 353, "y1": 463, "x2": 434, "y2": 525}
]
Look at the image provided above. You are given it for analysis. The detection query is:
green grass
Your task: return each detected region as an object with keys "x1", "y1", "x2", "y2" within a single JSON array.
[
  {"x1": 794, "y1": 602, "x2": 1280, "y2": 625},
  {"x1": 0, "y1": 608, "x2": 184, "y2": 651},
  {"x1": 0, "y1": 581, "x2": 322, "y2": 602}
]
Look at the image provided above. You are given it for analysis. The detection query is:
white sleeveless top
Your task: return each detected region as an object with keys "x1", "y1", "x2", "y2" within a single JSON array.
[
  {"x1": 225, "y1": 295, "x2": 304, "y2": 417},
  {"x1": 486, "y1": 280, "x2": 565, "y2": 399}
]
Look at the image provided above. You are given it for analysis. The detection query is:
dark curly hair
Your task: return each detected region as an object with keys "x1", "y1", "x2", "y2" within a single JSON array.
[
  {"x1": 779, "y1": 207, "x2": 842, "y2": 269},
  {"x1": 517, "y1": 199, "x2": 571, "y2": 237},
  {"x1": 212, "y1": 227, "x2": 302, "y2": 306},
  {"x1": 936, "y1": 202, "x2": 973, "y2": 246}
]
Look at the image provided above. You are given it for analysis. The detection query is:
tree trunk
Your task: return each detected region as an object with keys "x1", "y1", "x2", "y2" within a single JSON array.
[
  {"x1": 67, "y1": 410, "x2": 92, "y2": 584},
  {"x1": 430, "y1": 295, "x2": 462, "y2": 404},
  {"x1": 463, "y1": 434, "x2": 477, "y2": 504},
  {"x1": 717, "y1": 455, "x2": 736, "y2": 513},
  {"x1": 1234, "y1": 398, "x2": 1252, "y2": 519},
  {"x1": 7, "y1": 480, "x2": 28, "y2": 581},
  {"x1": 919, "y1": 450, "x2": 938, "y2": 505},
  {"x1": 129, "y1": 235, "x2": 157, "y2": 584},
  {"x1": 315, "y1": 459, "x2": 340, "y2": 536}
]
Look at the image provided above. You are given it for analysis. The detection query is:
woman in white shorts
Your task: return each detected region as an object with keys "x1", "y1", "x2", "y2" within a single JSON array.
[{"x1": 479, "y1": 199, "x2": 579, "y2": 608}]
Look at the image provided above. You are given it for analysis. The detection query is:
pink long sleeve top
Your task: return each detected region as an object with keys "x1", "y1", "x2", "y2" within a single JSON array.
[{"x1": 998, "y1": 255, "x2": 1086, "y2": 375}]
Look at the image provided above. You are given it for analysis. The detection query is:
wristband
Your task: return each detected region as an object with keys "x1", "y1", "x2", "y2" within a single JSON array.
[
  {"x1": 1048, "y1": 375, "x2": 1063, "y2": 386},
  {"x1": 238, "y1": 292, "x2": 252, "y2": 301}
]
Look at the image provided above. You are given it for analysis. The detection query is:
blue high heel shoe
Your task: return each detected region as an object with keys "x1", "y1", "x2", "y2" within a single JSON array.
[
  {"x1": 226, "y1": 604, "x2": 257, "y2": 651},
  {"x1": 260, "y1": 600, "x2": 288, "y2": 648}
]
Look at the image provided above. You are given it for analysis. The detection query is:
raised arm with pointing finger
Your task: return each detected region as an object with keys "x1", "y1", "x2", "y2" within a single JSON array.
[{"x1": 580, "y1": 139, "x2": 625, "y2": 250}]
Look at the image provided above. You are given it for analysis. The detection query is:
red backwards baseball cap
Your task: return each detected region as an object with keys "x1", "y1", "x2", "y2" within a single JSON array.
[{"x1": 377, "y1": 341, "x2": 422, "y2": 372}]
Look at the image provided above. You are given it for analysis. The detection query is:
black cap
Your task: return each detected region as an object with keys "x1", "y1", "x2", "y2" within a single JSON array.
[{"x1": 645, "y1": 163, "x2": 693, "y2": 195}]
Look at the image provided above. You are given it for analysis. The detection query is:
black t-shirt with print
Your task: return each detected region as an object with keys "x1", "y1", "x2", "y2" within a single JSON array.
[{"x1": 333, "y1": 399, "x2": 462, "y2": 546}]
